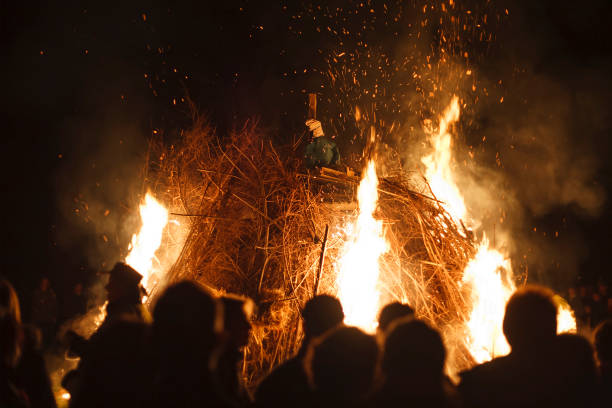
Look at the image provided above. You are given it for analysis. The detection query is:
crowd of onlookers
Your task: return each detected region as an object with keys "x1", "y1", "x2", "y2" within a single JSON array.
[
  {"x1": 566, "y1": 281, "x2": 611, "y2": 330},
  {"x1": 1, "y1": 262, "x2": 611, "y2": 407},
  {"x1": 24, "y1": 277, "x2": 89, "y2": 351}
]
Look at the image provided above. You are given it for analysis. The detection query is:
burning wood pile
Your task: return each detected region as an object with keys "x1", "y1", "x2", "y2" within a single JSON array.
[{"x1": 147, "y1": 112, "x2": 480, "y2": 388}]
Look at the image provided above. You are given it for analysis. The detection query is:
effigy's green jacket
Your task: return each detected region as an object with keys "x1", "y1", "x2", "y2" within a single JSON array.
[{"x1": 304, "y1": 136, "x2": 340, "y2": 168}]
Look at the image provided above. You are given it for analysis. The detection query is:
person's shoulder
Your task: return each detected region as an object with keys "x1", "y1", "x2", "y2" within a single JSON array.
[
  {"x1": 460, "y1": 355, "x2": 511, "y2": 384},
  {"x1": 255, "y1": 357, "x2": 307, "y2": 400},
  {"x1": 262, "y1": 356, "x2": 304, "y2": 383}
]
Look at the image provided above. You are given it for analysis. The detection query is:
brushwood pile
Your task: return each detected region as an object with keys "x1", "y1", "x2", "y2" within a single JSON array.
[{"x1": 148, "y1": 118, "x2": 478, "y2": 387}]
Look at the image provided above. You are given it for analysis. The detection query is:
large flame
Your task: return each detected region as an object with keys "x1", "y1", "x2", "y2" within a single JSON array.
[
  {"x1": 125, "y1": 192, "x2": 169, "y2": 293},
  {"x1": 421, "y1": 96, "x2": 465, "y2": 222},
  {"x1": 422, "y1": 96, "x2": 577, "y2": 363},
  {"x1": 422, "y1": 97, "x2": 516, "y2": 362},
  {"x1": 462, "y1": 238, "x2": 515, "y2": 363},
  {"x1": 336, "y1": 160, "x2": 389, "y2": 332}
]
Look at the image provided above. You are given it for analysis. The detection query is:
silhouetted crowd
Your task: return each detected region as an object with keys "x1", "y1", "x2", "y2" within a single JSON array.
[
  {"x1": 2, "y1": 263, "x2": 611, "y2": 407},
  {"x1": 566, "y1": 281, "x2": 611, "y2": 329}
]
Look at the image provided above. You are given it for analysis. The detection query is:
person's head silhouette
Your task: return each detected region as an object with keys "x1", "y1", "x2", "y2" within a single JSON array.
[
  {"x1": 301, "y1": 294, "x2": 344, "y2": 340},
  {"x1": 503, "y1": 285, "x2": 557, "y2": 353}
]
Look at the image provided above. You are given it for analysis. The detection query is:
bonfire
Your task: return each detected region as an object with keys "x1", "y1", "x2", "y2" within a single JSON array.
[{"x1": 144, "y1": 102, "x2": 484, "y2": 388}]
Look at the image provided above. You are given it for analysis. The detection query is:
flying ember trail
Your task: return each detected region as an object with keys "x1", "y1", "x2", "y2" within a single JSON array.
[{"x1": 336, "y1": 160, "x2": 389, "y2": 333}]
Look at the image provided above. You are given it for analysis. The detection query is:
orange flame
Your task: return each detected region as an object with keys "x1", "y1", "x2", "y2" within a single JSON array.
[
  {"x1": 556, "y1": 296, "x2": 577, "y2": 334},
  {"x1": 336, "y1": 160, "x2": 389, "y2": 332},
  {"x1": 421, "y1": 96, "x2": 465, "y2": 222},
  {"x1": 422, "y1": 96, "x2": 577, "y2": 363},
  {"x1": 462, "y1": 238, "x2": 515, "y2": 362},
  {"x1": 125, "y1": 192, "x2": 169, "y2": 293},
  {"x1": 54, "y1": 192, "x2": 176, "y2": 404},
  {"x1": 422, "y1": 97, "x2": 516, "y2": 362}
]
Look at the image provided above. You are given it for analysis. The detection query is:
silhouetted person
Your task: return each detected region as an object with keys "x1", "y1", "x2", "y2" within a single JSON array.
[
  {"x1": 579, "y1": 284, "x2": 593, "y2": 325},
  {"x1": 2, "y1": 279, "x2": 56, "y2": 408},
  {"x1": 305, "y1": 326, "x2": 379, "y2": 407},
  {"x1": 213, "y1": 294, "x2": 255, "y2": 406},
  {"x1": 377, "y1": 301, "x2": 414, "y2": 334},
  {"x1": 14, "y1": 324, "x2": 57, "y2": 408},
  {"x1": 67, "y1": 263, "x2": 149, "y2": 353},
  {"x1": 151, "y1": 281, "x2": 226, "y2": 408},
  {"x1": 459, "y1": 285, "x2": 560, "y2": 408},
  {"x1": 372, "y1": 317, "x2": 458, "y2": 408},
  {"x1": 255, "y1": 294, "x2": 344, "y2": 407},
  {"x1": 1, "y1": 279, "x2": 29, "y2": 407},
  {"x1": 594, "y1": 319, "x2": 612, "y2": 405},
  {"x1": 69, "y1": 319, "x2": 153, "y2": 408},
  {"x1": 549, "y1": 333, "x2": 597, "y2": 408},
  {"x1": 30, "y1": 277, "x2": 58, "y2": 347},
  {"x1": 63, "y1": 263, "x2": 150, "y2": 394},
  {"x1": 592, "y1": 281, "x2": 610, "y2": 326},
  {"x1": 101, "y1": 263, "x2": 150, "y2": 327}
]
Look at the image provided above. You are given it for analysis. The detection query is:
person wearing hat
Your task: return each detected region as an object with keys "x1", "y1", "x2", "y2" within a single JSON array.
[
  {"x1": 66, "y1": 263, "x2": 151, "y2": 355},
  {"x1": 62, "y1": 263, "x2": 151, "y2": 395},
  {"x1": 102, "y1": 262, "x2": 151, "y2": 329}
]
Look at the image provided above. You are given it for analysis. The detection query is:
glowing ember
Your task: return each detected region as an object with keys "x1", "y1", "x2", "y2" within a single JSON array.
[
  {"x1": 61, "y1": 392, "x2": 71, "y2": 401},
  {"x1": 336, "y1": 160, "x2": 389, "y2": 332},
  {"x1": 125, "y1": 192, "x2": 169, "y2": 292},
  {"x1": 462, "y1": 238, "x2": 515, "y2": 363}
]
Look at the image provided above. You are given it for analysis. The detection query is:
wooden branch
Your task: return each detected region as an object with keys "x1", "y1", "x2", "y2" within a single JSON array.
[{"x1": 313, "y1": 224, "x2": 329, "y2": 297}]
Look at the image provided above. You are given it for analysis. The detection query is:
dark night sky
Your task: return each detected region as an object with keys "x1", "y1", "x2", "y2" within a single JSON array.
[{"x1": 2, "y1": 0, "x2": 612, "y2": 309}]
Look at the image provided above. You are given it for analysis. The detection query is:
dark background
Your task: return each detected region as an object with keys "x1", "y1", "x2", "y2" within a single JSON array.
[{"x1": 2, "y1": 0, "x2": 611, "y2": 315}]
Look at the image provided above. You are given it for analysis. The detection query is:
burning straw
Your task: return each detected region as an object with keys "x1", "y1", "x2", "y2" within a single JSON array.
[{"x1": 145, "y1": 113, "x2": 480, "y2": 388}]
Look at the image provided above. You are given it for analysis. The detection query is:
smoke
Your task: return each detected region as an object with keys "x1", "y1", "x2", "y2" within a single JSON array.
[
  {"x1": 476, "y1": 73, "x2": 604, "y2": 215},
  {"x1": 432, "y1": 9, "x2": 608, "y2": 290},
  {"x1": 273, "y1": 0, "x2": 611, "y2": 289},
  {"x1": 52, "y1": 107, "x2": 149, "y2": 271},
  {"x1": 468, "y1": 68, "x2": 606, "y2": 287},
  {"x1": 360, "y1": 0, "x2": 609, "y2": 290}
]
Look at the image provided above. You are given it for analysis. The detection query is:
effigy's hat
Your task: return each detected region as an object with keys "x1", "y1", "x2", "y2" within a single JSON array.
[{"x1": 105, "y1": 262, "x2": 143, "y2": 287}]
